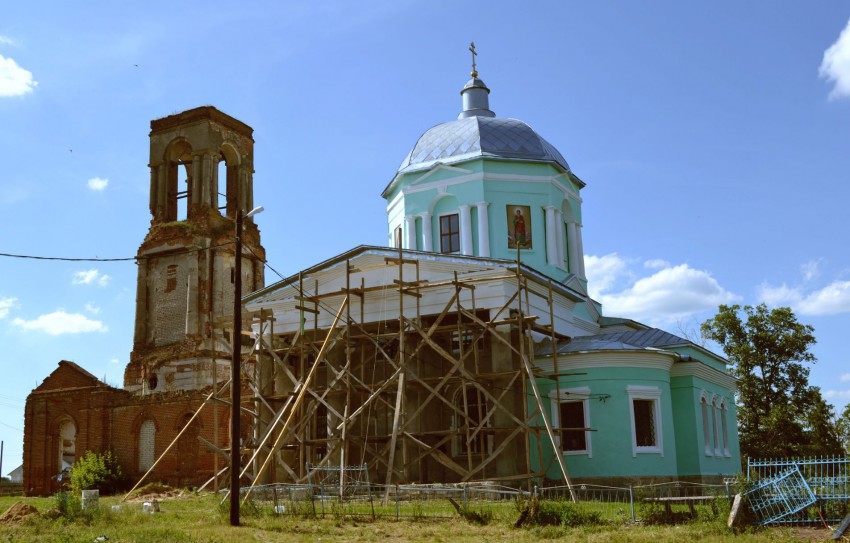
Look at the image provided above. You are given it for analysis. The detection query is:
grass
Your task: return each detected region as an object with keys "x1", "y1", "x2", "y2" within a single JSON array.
[{"x1": 0, "y1": 493, "x2": 833, "y2": 542}]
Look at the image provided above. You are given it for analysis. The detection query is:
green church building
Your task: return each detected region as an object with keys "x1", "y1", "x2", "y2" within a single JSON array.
[{"x1": 243, "y1": 61, "x2": 741, "y2": 487}]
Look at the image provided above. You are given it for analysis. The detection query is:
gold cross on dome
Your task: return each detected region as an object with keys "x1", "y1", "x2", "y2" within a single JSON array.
[{"x1": 469, "y1": 41, "x2": 478, "y2": 77}]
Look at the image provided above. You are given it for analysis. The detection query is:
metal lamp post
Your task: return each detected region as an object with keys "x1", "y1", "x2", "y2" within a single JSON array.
[{"x1": 230, "y1": 206, "x2": 263, "y2": 527}]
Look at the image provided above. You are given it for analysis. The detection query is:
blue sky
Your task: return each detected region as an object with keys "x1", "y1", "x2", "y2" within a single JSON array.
[{"x1": 2, "y1": 2, "x2": 849, "y2": 474}]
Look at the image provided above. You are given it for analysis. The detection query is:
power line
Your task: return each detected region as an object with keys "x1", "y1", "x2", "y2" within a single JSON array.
[
  {"x1": 0, "y1": 252, "x2": 136, "y2": 262},
  {"x1": 0, "y1": 422, "x2": 22, "y2": 433},
  {"x1": 0, "y1": 242, "x2": 237, "y2": 263}
]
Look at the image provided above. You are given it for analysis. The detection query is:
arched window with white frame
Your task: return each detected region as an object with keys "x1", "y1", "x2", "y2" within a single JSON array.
[
  {"x1": 711, "y1": 395, "x2": 721, "y2": 456},
  {"x1": 720, "y1": 398, "x2": 730, "y2": 457},
  {"x1": 700, "y1": 392, "x2": 712, "y2": 456}
]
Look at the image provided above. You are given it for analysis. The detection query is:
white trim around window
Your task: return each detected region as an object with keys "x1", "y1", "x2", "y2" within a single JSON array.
[
  {"x1": 626, "y1": 385, "x2": 663, "y2": 457},
  {"x1": 720, "y1": 397, "x2": 731, "y2": 457},
  {"x1": 548, "y1": 387, "x2": 592, "y2": 457},
  {"x1": 711, "y1": 394, "x2": 722, "y2": 457},
  {"x1": 700, "y1": 390, "x2": 713, "y2": 456}
]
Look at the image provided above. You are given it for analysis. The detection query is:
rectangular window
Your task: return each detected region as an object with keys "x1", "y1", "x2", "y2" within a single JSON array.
[
  {"x1": 549, "y1": 387, "x2": 591, "y2": 456},
  {"x1": 627, "y1": 385, "x2": 663, "y2": 456},
  {"x1": 440, "y1": 214, "x2": 460, "y2": 253},
  {"x1": 394, "y1": 225, "x2": 402, "y2": 249},
  {"x1": 451, "y1": 329, "x2": 480, "y2": 357},
  {"x1": 559, "y1": 401, "x2": 587, "y2": 452},
  {"x1": 633, "y1": 400, "x2": 656, "y2": 447}
]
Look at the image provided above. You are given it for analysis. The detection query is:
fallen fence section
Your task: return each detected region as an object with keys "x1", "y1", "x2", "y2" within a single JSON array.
[{"x1": 747, "y1": 456, "x2": 849, "y2": 525}]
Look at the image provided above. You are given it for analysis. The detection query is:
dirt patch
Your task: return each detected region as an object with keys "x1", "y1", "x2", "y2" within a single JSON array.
[
  {"x1": 0, "y1": 502, "x2": 39, "y2": 525},
  {"x1": 777, "y1": 526, "x2": 834, "y2": 542},
  {"x1": 125, "y1": 483, "x2": 187, "y2": 502}
]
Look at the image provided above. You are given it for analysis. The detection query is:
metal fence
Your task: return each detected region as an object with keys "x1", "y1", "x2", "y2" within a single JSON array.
[
  {"x1": 237, "y1": 472, "x2": 731, "y2": 524},
  {"x1": 746, "y1": 456, "x2": 849, "y2": 525}
]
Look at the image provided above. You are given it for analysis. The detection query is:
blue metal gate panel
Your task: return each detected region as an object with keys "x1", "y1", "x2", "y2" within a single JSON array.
[{"x1": 744, "y1": 464, "x2": 817, "y2": 525}]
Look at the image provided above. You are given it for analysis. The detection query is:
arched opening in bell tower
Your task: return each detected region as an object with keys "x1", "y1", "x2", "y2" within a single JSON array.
[
  {"x1": 217, "y1": 143, "x2": 241, "y2": 219},
  {"x1": 164, "y1": 139, "x2": 193, "y2": 222}
]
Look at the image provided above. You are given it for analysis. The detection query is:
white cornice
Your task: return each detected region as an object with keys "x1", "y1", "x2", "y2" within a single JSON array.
[
  {"x1": 398, "y1": 171, "x2": 582, "y2": 202},
  {"x1": 671, "y1": 362, "x2": 737, "y2": 391},
  {"x1": 536, "y1": 351, "x2": 676, "y2": 374},
  {"x1": 412, "y1": 163, "x2": 474, "y2": 185}
]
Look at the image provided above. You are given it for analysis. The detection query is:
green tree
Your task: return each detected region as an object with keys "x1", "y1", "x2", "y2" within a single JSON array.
[
  {"x1": 69, "y1": 450, "x2": 126, "y2": 495},
  {"x1": 701, "y1": 303, "x2": 842, "y2": 459},
  {"x1": 837, "y1": 403, "x2": 850, "y2": 456}
]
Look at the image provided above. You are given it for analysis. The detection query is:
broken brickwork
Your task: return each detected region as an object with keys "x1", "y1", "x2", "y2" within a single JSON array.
[
  {"x1": 23, "y1": 361, "x2": 244, "y2": 495},
  {"x1": 23, "y1": 107, "x2": 264, "y2": 495}
]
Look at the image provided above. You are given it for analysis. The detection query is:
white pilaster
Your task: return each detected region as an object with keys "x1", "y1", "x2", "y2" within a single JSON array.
[
  {"x1": 554, "y1": 209, "x2": 564, "y2": 267},
  {"x1": 405, "y1": 215, "x2": 417, "y2": 250},
  {"x1": 475, "y1": 202, "x2": 490, "y2": 257},
  {"x1": 420, "y1": 212, "x2": 433, "y2": 252},
  {"x1": 459, "y1": 204, "x2": 472, "y2": 256},
  {"x1": 566, "y1": 222, "x2": 578, "y2": 274},
  {"x1": 576, "y1": 223, "x2": 586, "y2": 277},
  {"x1": 544, "y1": 206, "x2": 558, "y2": 266}
]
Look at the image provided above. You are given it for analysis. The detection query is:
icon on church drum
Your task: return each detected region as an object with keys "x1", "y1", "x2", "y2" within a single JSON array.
[{"x1": 507, "y1": 205, "x2": 532, "y2": 249}]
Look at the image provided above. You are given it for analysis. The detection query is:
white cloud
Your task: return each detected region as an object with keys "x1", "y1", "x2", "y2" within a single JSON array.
[
  {"x1": 84, "y1": 303, "x2": 100, "y2": 314},
  {"x1": 644, "y1": 259, "x2": 670, "y2": 270},
  {"x1": 823, "y1": 389, "x2": 850, "y2": 401},
  {"x1": 0, "y1": 36, "x2": 16, "y2": 46},
  {"x1": 12, "y1": 310, "x2": 107, "y2": 335},
  {"x1": 73, "y1": 269, "x2": 111, "y2": 287},
  {"x1": 0, "y1": 296, "x2": 17, "y2": 318},
  {"x1": 0, "y1": 54, "x2": 37, "y2": 97},
  {"x1": 801, "y1": 260, "x2": 821, "y2": 282},
  {"x1": 109, "y1": 357, "x2": 120, "y2": 365},
  {"x1": 600, "y1": 264, "x2": 739, "y2": 322},
  {"x1": 840, "y1": 373, "x2": 850, "y2": 383},
  {"x1": 758, "y1": 280, "x2": 850, "y2": 316},
  {"x1": 820, "y1": 19, "x2": 850, "y2": 100},
  {"x1": 87, "y1": 177, "x2": 109, "y2": 191},
  {"x1": 585, "y1": 254, "x2": 739, "y2": 325},
  {"x1": 758, "y1": 282, "x2": 802, "y2": 306},
  {"x1": 584, "y1": 253, "x2": 632, "y2": 299}
]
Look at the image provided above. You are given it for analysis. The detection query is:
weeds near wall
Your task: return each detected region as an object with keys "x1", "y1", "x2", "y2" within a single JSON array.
[{"x1": 514, "y1": 495, "x2": 603, "y2": 528}]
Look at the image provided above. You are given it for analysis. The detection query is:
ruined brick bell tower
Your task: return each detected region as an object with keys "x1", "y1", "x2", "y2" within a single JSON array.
[{"x1": 125, "y1": 106, "x2": 265, "y2": 394}]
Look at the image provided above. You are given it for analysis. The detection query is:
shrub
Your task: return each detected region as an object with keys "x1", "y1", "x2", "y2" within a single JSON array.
[
  {"x1": 515, "y1": 496, "x2": 603, "y2": 527},
  {"x1": 69, "y1": 450, "x2": 126, "y2": 495},
  {"x1": 52, "y1": 491, "x2": 83, "y2": 520}
]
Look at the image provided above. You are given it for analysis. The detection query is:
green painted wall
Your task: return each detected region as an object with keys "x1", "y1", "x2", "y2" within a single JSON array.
[
  {"x1": 530, "y1": 360, "x2": 741, "y2": 481},
  {"x1": 671, "y1": 375, "x2": 741, "y2": 477},
  {"x1": 386, "y1": 157, "x2": 582, "y2": 280},
  {"x1": 532, "y1": 365, "x2": 680, "y2": 480}
]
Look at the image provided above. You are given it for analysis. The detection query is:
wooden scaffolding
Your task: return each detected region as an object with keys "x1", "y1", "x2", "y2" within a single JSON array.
[{"x1": 127, "y1": 251, "x2": 577, "y2": 500}]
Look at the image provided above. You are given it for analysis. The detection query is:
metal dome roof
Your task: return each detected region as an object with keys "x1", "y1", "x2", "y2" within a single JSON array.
[
  {"x1": 397, "y1": 115, "x2": 570, "y2": 174},
  {"x1": 397, "y1": 72, "x2": 570, "y2": 174}
]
